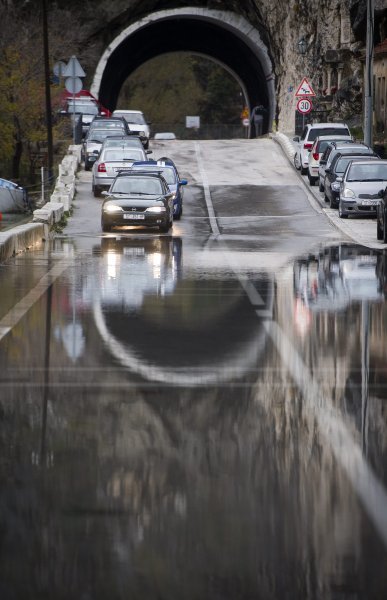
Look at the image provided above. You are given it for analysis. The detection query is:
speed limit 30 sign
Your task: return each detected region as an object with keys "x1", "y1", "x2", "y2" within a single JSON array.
[{"x1": 297, "y1": 98, "x2": 313, "y2": 114}]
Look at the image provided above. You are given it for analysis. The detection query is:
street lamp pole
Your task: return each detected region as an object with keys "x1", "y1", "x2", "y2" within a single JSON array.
[
  {"x1": 42, "y1": 0, "x2": 54, "y2": 183},
  {"x1": 364, "y1": 0, "x2": 374, "y2": 146}
]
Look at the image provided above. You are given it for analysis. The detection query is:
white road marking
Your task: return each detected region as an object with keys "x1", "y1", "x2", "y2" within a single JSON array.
[
  {"x1": 0, "y1": 260, "x2": 71, "y2": 341},
  {"x1": 194, "y1": 142, "x2": 220, "y2": 236}
]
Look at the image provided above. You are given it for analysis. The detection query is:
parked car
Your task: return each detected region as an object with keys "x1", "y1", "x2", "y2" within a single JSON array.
[
  {"x1": 83, "y1": 121, "x2": 130, "y2": 170},
  {"x1": 98, "y1": 134, "x2": 147, "y2": 154},
  {"x1": 61, "y1": 98, "x2": 100, "y2": 136},
  {"x1": 324, "y1": 154, "x2": 379, "y2": 208},
  {"x1": 293, "y1": 123, "x2": 351, "y2": 175},
  {"x1": 376, "y1": 186, "x2": 387, "y2": 242},
  {"x1": 307, "y1": 135, "x2": 352, "y2": 186},
  {"x1": 112, "y1": 110, "x2": 151, "y2": 149},
  {"x1": 154, "y1": 132, "x2": 177, "y2": 140},
  {"x1": 338, "y1": 159, "x2": 387, "y2": 218},
  {"x1": 130, "y1": 159, "x2": 188, "y2": 219},
  {"x1": 101, "y1": 171, "x2": 174, "y2": 233},
  {"x1": 318, "y1": 142, "x2": 375, "y2": 192},
  {"x1": 92, "y1": 145, "x2": 149, "y2": 196}
]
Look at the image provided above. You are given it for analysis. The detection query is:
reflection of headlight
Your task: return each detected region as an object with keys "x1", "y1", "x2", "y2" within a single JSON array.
[
  {"x1": 149, "y1": 252, "x2": 162, "y2": 267},
  {"x1": 342, "y1": 188, "x2": 355, "y2": 199},
  {"x1": 331, "y1": 182, "x2": 340, "y2": 191},
  {"x1": 146, "y1": 206, "x2": 166, "y2": 213},
  {"x1": 104, "y1": 204, "x2": 123, "y2": 213}
]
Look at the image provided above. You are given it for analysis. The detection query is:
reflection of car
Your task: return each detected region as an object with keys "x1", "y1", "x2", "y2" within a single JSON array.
[
  {"x1": 293, "y1": 123, "x2": 351, "y2": 175},
  {"x1": 92, "y1": 146, "x2": 149, "y2": 196},
  {"x1": 324, "y1": 154, "x2": 379, "y2": 208},
  {"x1": 112, "y1": 110, "x2": 151, "y2": 149},
  {"x1": 338, "y1": 160, "x2": 387, "y2": 219},
  {"x1": 130, "y1": 160, "x2": 187, "y2": 219},
  {"x1": 101, "y1": 171, "x2": 174, "y2": 233},
  {"x1": 83, "y1": 121, "x2": 130, "y2": 170},
  {"x1": 293, "y1": 244, "x2": 383, "y2": 313},
  {"x1": 376, "y1": 185, "x2": 387, "y2": 242},
  {"x1": 307, "y1": 135, "x2": 352, "y2": 186}
]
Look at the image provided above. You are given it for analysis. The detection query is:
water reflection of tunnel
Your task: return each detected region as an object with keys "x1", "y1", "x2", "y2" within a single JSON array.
[
  {"x1": 92, "y1": 236, "x2": 274, "y2": 386},
  {"x1": 92, "y1": 9, "x2": 275, "y2": 135}
]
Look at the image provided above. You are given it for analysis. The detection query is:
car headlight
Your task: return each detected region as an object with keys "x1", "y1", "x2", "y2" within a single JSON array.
[
  {"x1": 146, "y1": 206, "x2": 166, "y2": 213},
  {"x1": 331, "y1": 182, "x2": 341, "y2": 192},
  {"x1": 104, "y1": 204, "x2": 123, "y2": 213},
  {"x1": 342, "y1": 188, "x2": 355, "y2": 199}
]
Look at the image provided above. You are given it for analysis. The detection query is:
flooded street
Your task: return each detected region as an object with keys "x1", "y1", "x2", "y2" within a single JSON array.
[{"x1": 1, "y1": 140, "x2": 387, "y2": 599}]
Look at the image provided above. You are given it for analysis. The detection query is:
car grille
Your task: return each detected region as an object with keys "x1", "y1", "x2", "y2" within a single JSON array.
[
  {"x1": 122, "y1": 206, "x2": 146, "y2": 212},
  {"x1": 358, "y1": 205, "x2": 377, "y2": 211},
  {"x1": 359, "y1": 193, "x2": 380, "y2": 199}
]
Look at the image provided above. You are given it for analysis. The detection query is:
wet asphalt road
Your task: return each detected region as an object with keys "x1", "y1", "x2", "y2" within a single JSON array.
[{"x1": 1, "y1": 139, "x2": 387, "y2": 599}]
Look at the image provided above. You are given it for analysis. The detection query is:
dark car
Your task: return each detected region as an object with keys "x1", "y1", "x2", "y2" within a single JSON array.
[
  {"x1": 130, "y1": 159, "x2": 187, "y2": 219},
  {"x1": 376, "y1": 185, "x2": 387, "y2": 242},
  {"x1": 318, "y1": 142, "x2": 373, "y2": 191},
  {"x1": 101, "y1": 170, "x2": 174, "y2": 233},
  {"x1": 324, "y1": 153, "x2": 379, "y2": 208}
]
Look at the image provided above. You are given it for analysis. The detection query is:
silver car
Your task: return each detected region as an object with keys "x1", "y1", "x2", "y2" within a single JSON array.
[
  {"x1": 92, "y1": 146, "x2": 148, "y2": 196},
  {"x1": 112, "y1": 110, "x2": 151, "y2": 149},
  {"x1": 338, "y1": 159, "x2": 387, "y2": 219}
]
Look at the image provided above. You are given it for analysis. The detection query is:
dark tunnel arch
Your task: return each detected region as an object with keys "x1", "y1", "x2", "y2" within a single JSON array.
[{"x1": 91, "y1": 8, "x2": 275, "y2": 135}]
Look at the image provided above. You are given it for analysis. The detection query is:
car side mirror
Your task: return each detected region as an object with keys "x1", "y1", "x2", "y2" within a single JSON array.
[
  {"x1": 101, "y1": 191, "x2": 109, "y2": 197},
  {"x1": 293, "y1": 136, "x2": 300, "y2": 142},
  {"x1": 336, "y1": 176, "x2": 343, "y2": 183},
  {"x1": 378, "y1": 189, "x2": 385, "y2": 198},
  {"x1": 93, "y1": 150, "x2": 99, "y2": 155},
  {"x1": 325, "y1": 168, "x2": 331, "y2": 174},
  {"x1": 180, "y1": 179, "x2": 188, "y2": 185},
  {"x1": 320, "y1": 160, "x2": 327, "y2": 165}
]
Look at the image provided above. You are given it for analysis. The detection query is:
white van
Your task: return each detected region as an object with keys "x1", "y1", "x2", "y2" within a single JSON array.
[{"x1": 112, "y1": 110, "x2": 151, "y2": 149}]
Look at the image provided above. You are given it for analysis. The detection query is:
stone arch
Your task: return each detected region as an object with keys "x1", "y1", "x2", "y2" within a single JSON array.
[{"x1": 91, "y1": 7, "x2": 275, "y2": 134}]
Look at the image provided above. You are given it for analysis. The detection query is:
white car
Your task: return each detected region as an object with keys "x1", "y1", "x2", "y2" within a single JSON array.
[
  {"x1": 307, "y1": 135, "x2": 352, "y2": 186},
  {"x1": 293, "y1": 122, "x2": 351, "y2": 175},
  {"x1": 92, "y1": 145, "x2": 148, "y2": 196},
  {"x1": 112, "y1": 110, "x2": 151, "y2": 149}
]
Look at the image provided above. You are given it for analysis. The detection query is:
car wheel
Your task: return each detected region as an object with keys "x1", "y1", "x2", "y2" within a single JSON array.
[
  {"x1": 144, "y1": 140, "x2": 149, "y2": 150},
  {"x1": 300, "y1": 166, "x2": 307, "y2": 176},
  {"x1": 93, "y1": 185, "x2": 101, "y2": 198},
  {"x1": 324, "y1": 193, "x2": 329, "y2": 203},
  {"x1": 377, "y1": 216, "x2": 384, "y2": 240},
  {"x1": 338, "y1": 203, "x2": 348, "y2": 219},
  {"x1": 293, "y1": 153, "x2": 300, "y2": 170},
  {"x1": 383, "y1": 212, "x2": 387, "y2": 243},
  {"x1": 308, "y1": 173, "x2": 316, "y2": 186},
  {"x1": 159, "y1": 222, "x2": 171, "y2": 233},
  {"x1": 85, "y1": 162, "x2": 91, "y2": 172},
  {"x1": 329, "y1": 195, "x2": 338, "y2": 209},
  {"x1": 319, "y1": 180, "x2": 324, "y2": 192},
  {"x1": 174, "y1": 204, "x2": 182, "y2": 220},
  {"x1": 101, "y1": 220, "x2": 111, "y2": 233}
]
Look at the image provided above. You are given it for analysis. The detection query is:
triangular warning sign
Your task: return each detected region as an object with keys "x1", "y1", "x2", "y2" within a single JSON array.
[{"x1": 295, "y1": 77, "x2": 316, "y2": 98}]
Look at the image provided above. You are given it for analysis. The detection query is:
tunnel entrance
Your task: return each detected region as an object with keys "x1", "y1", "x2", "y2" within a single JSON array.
[{"x1": 91, "y1": 8, "x2": 275, "y2": 136}]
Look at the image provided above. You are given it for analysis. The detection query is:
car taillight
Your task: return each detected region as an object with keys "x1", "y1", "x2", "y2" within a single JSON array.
[
  {"x1": 98, "y1": 163, "x2": 106, "y2": 172},
  {"x1": 304, "y1": 142, "x2": 313, "y2": 150},
  {"x1": 312, "y1": 153, "x2": 319, "y2": 161}
]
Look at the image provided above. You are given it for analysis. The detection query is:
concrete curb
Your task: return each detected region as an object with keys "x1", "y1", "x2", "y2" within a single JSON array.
[
  {"x1": 271, "y1": 132, "x2": 385, "y2": 250},
  {"x1": 0, "y1": 223, "x2": 47, "y2": 262}
]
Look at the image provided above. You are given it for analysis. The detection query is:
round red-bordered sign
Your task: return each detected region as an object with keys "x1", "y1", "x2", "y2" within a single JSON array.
[{"x1": 297, "y1": 98, "x2": 313, "y2": 114}]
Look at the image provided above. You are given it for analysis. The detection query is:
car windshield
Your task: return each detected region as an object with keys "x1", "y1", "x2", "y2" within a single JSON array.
[
  {"x1": 117, "y1": 113, "x2": 145, "y2": 125},
  {"x1": 347, "y1": 163, "x2": 387, "y2": 181},
  {"x1": 309, "y1": 127, "x2": 350, "y2": 142},
  {"x1": 132, "y1": 166, "x2": 176, "y2": 184},
  {"x1": 317, "y1": 139, "x2": 351, "y2": 153},
  {"x1": 67, "y1": 102, "x2": 98, "y2": 115},
  {"x1": 335, "y1": 157, "x2": 361, "y2": 174},
  {"x1": 111, "y1": 176, "x2": 163, "y2": 195},
  {"x1": 90, "y1": 121, "x2": 125, "y2": 129},
  {"x1": 103, "y1": 149, "x2": 145, "y2": 162},
  {"x1": 103, "y1": 139, "x2": 141, "y2": 148},
  {"x1": 87, "y1": 130, "x2": 125, "y2": 143}
]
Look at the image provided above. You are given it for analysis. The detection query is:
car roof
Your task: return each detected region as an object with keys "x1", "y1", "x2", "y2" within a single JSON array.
[
  {"x1": 307, "y1": 122, "x2": 348, "y2": 128},
  {"x1": 114, "y1": 170, "x2": 164, "y2": 178},
  {"x1": 347, "y1": 159, "x2": 387, "y2": 165},
  {"x1": 113, "y1": 110, "x2": 143, "y2": 114},
  {"x1": 316, "y1": 135, "x2": 352, "y2": 141}
]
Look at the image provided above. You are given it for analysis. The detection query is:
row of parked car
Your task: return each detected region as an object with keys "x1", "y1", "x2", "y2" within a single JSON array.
[
  {"x1": 293, "y1": 122, "x2": 387, "y2": 241},
  {"x1": 81, "y1": 114, "x2": 187, "y2": 234}
]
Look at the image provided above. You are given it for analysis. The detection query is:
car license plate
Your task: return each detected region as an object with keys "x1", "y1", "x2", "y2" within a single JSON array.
[
  {"x1": 361, "y1": 199, "x2": 378, "y2": 206},
  {"x1": 124, "y1": 213, "x2": 144, "y2": 220}
]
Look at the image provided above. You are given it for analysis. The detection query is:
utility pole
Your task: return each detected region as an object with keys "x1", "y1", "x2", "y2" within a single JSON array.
[
  {"x1": 364, "y1": 0, "x2": 374, "y2": 147},
  {"x1": 42, "y1": 0, "x2": 54, "y2": 182}
]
